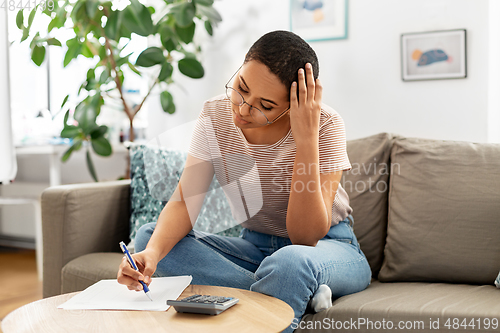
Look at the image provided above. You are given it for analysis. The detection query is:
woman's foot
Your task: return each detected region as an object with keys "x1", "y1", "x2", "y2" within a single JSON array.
[{"x1": 309, "y1": 284, "x2": 332, "y2": 313}]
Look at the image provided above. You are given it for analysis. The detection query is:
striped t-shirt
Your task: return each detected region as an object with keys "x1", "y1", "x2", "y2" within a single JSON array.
[{"x1": 189, "y1": 94, "x2": 352, "y2": 238}]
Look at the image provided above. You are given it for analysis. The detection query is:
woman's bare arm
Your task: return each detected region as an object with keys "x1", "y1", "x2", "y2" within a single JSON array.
[
  {"x1": 117, "y1": 154, "x2": 214, "y2": 289},
  {"x1": 145, "y1": 153, "x2": 215, "y2": 261}
]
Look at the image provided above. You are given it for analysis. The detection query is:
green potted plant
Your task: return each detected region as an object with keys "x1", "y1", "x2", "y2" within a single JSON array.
[{"x1": 16, "y1": 0, "x2": 221, "y2": 181}]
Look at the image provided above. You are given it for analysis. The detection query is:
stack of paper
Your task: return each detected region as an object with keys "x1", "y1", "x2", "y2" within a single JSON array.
[{"x1": 58, "y1": 275, "x2": 192, "y2": 311}]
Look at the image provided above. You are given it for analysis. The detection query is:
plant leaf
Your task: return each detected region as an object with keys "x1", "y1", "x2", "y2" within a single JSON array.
[
  {"x1": 118, "y1": 22, "x2": 132, "y2": 39},
  {"x1": 63, "y1": 109, "x2": 70, "y2": 124},
  {"x1": 135, "y1": 47, "x2": 165, "y2": 67},
  {"x1": 86, "y1": 0, "x2": 99, "y2": 18},
  {"x1": 204, "y1": 20, "x2": 213, "y2": 36},
  {"x1": 98, "y1": 45, "x2": 107, "y2": 62},
  {"x1": 195, "y1": 0, "x2": 214, "y2": 5},
  {"x1": 64, "y1": 38, "x2": 82, "y2": 67},
  {"x1": 172, "y1": 2, "x2": 196, "y2": 27},
  {"x1": 90, "y1": 125, "x2": 108, "y2": 140},
  {"x1": 116, "y1": 52, "x2": 133, "y2": 67},
  {"x1": 159, "y1": 62, "x2": 173, "y2": 81},
  {"x1": 31, "y1": 45, "x2": 46, "y2": 66},
  {"x1": 104, "y1": 9, "x2": 121, "y2": 40},
  {"x1": 176, "y1": 22, "x2": 195, "y2": 44},
  {"x1": 61, "y1": 139, "x2": 82, "y2": 162},
  {"x1": 164, "y1": 39, "x2": 176, "y2": 52},
  {"x1": 60, "y1": 125, "x2": 80, "y2": 138},
  {"x1": 127, "y1": 62, "x2": 142, "y2": 76},
  {"x1": 47, "y1": 18, "x2": 57, "y2": 32},
  {"x1": 99, "y1": 69, "x2": 110, "y2": 84},
  {"x1": 21, "y1": 27, "x2": 30, "y2": 42},
  {"x1": 87, "y1": 68, "x2": 95, "y2": 80},
  {"x1": 16, "y1": 10, "x2": 24, "y2": 29},
  {"x1": 86, "y1": 149, "x2": 99, "y2": 182},
  {"x1": 74, "y1": 101, "x2": 98, "y2": 134},
  {"x1": 44, "y1": 0, "x2": 59, "y2": 16},
  {"x1": 29, "y1": 32, "x2": 40, "y2": 50},
  {"x1": 90, "y1": 93, "x2": 104, "y2": 116},
  {"x1": 91, "y1": 136, "x2": 112, "y2": 156},
  {"x1": 84, "y1": 78, "x2": 97, "y2": 91},
  {"x1": 160, "y1": 91, "x2": 175, "y2": 114},
  {"x1": 179, "y1": 50, "x2": 197, "y2": 59},
  {"x1": 27, "y1": 8, "x2": 36, "y2": 29},
  {"x1": 81, "y1": 40, "x2": 94, "y2": 58},
  {"x1": 117, "y1": 69, "x2": 124, "y2": 86},
  {"x1": 122, "y1": 0, "x2": 154, "y2": 36},
  {"x1": 48, "y1": 14, "x2": 66, "y2": 32},
  {"x1": 178, "y1": 57, "x2": 204, "y2": 79},
  {"x1": 196, "y1": 5, "x2": 222, "y2": 23},
  {"x1": 61, "y1": 146, "x2": 73, "y2": 162},
  {"x1": 71, "y1": 0, "x2": 89, "y2": 22},
  {"x1": 159, "y1": 24, "x2": 173, "y2": 42},
  {"x1": 61, "y1": 94, "x2": 69, "y2": 109},
  {"x1": 159, "y1": 25, "x2": 178, "y2": 52},
  {"x1": 46, "y1": 38, "x2": 62, "y2": 46}
]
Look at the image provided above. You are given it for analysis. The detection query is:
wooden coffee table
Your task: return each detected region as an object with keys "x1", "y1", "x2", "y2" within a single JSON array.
[{"x1": 1, "y1": 285, "x2": 294, "y2": 333}]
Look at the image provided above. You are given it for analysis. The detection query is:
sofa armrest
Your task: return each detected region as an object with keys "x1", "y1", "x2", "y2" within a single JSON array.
[{"x1": 41, "y1": 179, "x2": 131, "y2": 298}]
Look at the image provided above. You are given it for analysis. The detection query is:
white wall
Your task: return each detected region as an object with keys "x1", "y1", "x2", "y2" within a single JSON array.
[
  {"x1": 324, "y1": 0, "x2": 492, "y2": 142},
  {"x1": 148, "y1": 0, "x2": 499, "y2": 144},
  {"x1": 488, "y1": 0, "x2": 500, "y2": 143}
]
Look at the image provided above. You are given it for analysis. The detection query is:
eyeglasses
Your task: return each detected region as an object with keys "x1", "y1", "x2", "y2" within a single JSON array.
[{"x1": 224, "y1": 65, "x2": 290, "y2": 125}]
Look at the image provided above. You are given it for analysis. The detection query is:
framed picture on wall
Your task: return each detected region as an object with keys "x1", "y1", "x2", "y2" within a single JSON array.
[
  {"x1": 401, "y1": 29, "x2": 467, "y2": 81},
  {"x1": 290, "y1": 0, "x2": 348, "y2": 42}
]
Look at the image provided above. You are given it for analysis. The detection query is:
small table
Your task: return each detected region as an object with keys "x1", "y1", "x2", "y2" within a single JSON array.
[{"x1": 1, "y1": 285, "x2": 294, "y2": 333}]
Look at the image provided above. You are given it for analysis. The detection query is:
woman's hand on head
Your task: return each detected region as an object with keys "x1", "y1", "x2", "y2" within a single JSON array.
[
  {"x1": 117, "y1": 249, "x2": 158, "y2": 291},
  {"x1": 289, "y1": 63, "x2": 322, "y2": 144}
]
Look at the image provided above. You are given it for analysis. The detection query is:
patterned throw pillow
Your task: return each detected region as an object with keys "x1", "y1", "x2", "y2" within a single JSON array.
[{"x1": 129, "y1": 144, "x2": 242, "y2": 247}]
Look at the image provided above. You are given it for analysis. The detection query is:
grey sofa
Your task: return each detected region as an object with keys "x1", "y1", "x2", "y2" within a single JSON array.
[{"x1": 41, "y1": 133, "x2": 500, "y2": 332}]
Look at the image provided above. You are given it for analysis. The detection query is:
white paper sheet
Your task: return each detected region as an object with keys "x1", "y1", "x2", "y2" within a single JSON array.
[{"x1": 58, "y1": 276, "x2": 192, "y2": 311}]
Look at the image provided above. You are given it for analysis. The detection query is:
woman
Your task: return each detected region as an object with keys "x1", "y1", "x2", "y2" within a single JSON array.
[{"x1": 117, "y1": 30, "x2": 371, "y2": 331}]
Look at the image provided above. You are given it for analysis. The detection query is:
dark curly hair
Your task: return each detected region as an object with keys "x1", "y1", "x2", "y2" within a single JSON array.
[{"x1": 244, "y1": 30, "x2": 319, "y2": 94}]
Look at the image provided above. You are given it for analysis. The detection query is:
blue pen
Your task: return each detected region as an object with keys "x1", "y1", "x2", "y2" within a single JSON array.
[{"x1": 119, "y1": 241, "x2": 153, "y2": 301}]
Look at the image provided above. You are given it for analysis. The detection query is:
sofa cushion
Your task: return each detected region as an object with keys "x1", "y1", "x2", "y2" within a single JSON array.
[
  {"x1": 129, "y1": 144, "x2": 241, "y2": 249},
  {"x1": 341, "y1": 133, "x2": 395, "y2": 278},
  {"x1": 379, "y1": 138, "x2": 500, "y2": 284},
  {"x1": 297, "y1": 281, "x2": 500, "y2": 333},
  {"x1": 61, "y1": 253, "x2": 124, "y2": 294},
  {"x1": 129, "y1": 144, "x2": 170, "y2": 242}
]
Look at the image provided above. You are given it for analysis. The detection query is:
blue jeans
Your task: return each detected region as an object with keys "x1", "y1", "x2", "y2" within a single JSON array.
[{"x1": 135, "y1": 216, "x2": 371, "y2": 332}]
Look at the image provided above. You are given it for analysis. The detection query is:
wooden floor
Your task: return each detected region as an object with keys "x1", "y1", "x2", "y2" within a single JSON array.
[{"x1": 0, "y1": 246, "x2": 43, "y2": 332}]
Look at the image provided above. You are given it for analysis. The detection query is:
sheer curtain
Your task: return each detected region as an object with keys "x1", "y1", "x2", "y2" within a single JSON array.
[
  {"x1": 6, "y1": 7, "x2": 149, "y2": 147},
  {"x1": 6, "y1": 9, "x2": 52, "y2": 147},
  {"x1": 0, "y1": 8, "x2": 16, "y2": 184}
]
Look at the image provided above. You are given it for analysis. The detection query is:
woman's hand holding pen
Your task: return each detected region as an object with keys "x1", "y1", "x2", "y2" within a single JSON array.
[
  {"x1": 289, "y1": 62, "x2": 322, "y2": 146},
  {"x1": 117, "y1": 249, "x2": 158, "y2": 291}
]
